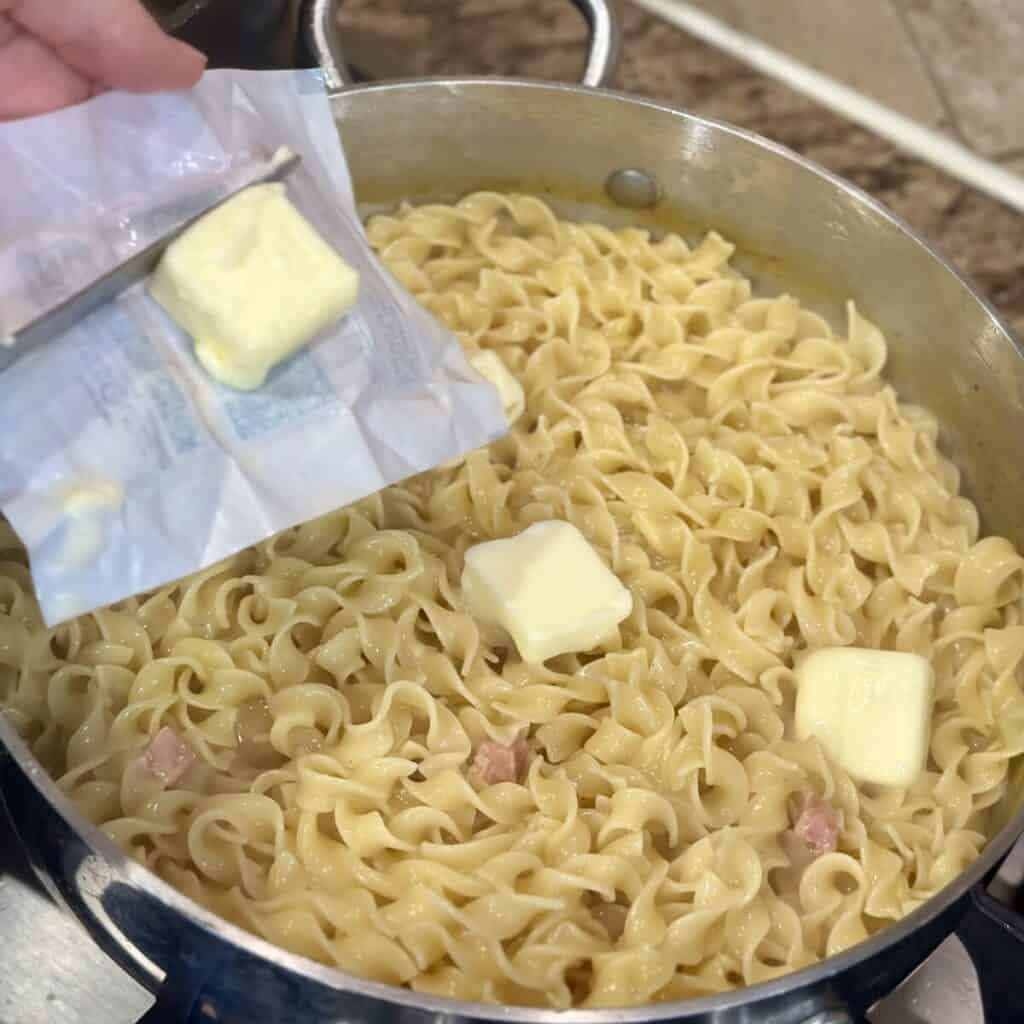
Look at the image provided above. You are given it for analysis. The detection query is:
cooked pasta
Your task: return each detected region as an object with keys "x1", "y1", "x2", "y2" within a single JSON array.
[{"x1": 2, "y1": 192, "x2": 1024, "y2": 1007}]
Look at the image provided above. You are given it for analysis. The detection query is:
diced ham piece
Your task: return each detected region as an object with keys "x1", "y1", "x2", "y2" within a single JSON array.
[
  {"x1": 791, "y1": 791, "x2": 842, "y2": 856},
  {"x1": 142, "y1": 726, "x2": 196, "y2": 787},
  {"x1": 471, "y1": 738, "x2": 530, "y2": 785}
]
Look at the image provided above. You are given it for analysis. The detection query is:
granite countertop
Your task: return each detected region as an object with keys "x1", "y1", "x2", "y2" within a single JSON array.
[{"x1": 338, "y1": 0, "x2": 1024, "y2": 339}]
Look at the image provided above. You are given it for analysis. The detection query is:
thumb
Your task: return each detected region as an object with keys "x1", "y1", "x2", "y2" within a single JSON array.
[{"x1": 10, "y1": 0, "x2": 207, "y2": 93}]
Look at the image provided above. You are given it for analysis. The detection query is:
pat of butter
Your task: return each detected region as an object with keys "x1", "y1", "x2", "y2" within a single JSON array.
[
  {"x1": 150, "y1": 183, "x2": 359, "y2": 390},
  {"x1": 795, "y1": 647, "x2": 934, "y2": 787},
  {"x1": 462, "y1": 520, "x2": 633, "y2": 663},
  {"x1": 469, "y1": 350, "x2": 525, "y2": 424},
  {"x1": 56, "y1": 480, "x2": 124, "y2": 573}
]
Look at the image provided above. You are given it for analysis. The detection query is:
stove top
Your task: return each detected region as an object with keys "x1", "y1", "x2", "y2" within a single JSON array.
[
  {"x1": 0, "y1": 786, "x2": 1020, "y2": 1024},
  {"x1": 0, "y1": 797, "x2": 150, "y2": 1023}
]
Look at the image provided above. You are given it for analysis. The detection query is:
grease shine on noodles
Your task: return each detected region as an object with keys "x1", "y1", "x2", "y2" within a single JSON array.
[{"x1": 2, "y1": 194, "x2": 1023, "y2": 1008}]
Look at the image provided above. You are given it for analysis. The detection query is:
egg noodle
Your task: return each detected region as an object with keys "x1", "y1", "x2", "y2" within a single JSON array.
[{"x1": 2, "y1": 193, "x2": 1024, "y2": 1007}]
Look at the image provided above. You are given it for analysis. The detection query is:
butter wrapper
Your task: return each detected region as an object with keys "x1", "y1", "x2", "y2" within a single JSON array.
[{"x1": 0, "y1": 70, "x2": 507, "y2": 626}]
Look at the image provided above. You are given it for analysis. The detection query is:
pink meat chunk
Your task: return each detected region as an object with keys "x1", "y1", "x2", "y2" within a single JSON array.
[
  {"x1": 472, "y1": 738, "x2": 530, "y2": 785},
  {"x1": 143, "y1": 726, "x2": 196, "y2": 787},
  {"x1": 791, "y1": 791, "x2": 842, "y2": 856}
]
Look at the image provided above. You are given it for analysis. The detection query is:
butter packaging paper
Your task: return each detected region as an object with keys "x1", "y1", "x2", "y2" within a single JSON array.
[{"x1": 0, "y1": 70, "x2": 507, "y2": 626}]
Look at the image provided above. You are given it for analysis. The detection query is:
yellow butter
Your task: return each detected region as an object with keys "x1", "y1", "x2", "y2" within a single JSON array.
[
  {"x1": 149, "y1": 183, "x2": 359, "y2": 390},
  {"x1": 795, "y1": 646, "x2": 934, "y2": 787},
  {"x1": 56, "y1": 480, "x2": 124, "y2": 573},
  {"x1": 469, "y1": 350, "x2": 525, "y2": 424},
  {"x1": 461, "y1": 520, "x2": 633, "y2": 663}
]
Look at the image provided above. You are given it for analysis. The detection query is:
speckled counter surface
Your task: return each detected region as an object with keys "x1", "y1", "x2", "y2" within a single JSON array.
[{"x1": 338, "y1": 0, "x2": 1024, "y2": 339}]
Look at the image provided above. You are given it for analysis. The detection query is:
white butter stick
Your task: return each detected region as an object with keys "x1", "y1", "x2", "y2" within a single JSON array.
[
  {"x1": 795, "y1": 646, "x2": 935, "y2": 787},
  {"x1": 150, "y1": 182, "x2": 359, "y2": 390},
  {"x1": 462, "y1": 520, "x2": 633, "y2": 663}
]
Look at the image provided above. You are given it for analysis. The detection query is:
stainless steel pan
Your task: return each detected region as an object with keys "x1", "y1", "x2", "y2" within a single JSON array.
[{"x1": 1, "y1": 1, "x2": 1023, "y2": 1021}]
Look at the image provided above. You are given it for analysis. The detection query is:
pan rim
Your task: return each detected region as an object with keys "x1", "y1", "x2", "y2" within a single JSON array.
[{"x1": 4, "y1": 73, "x2": 1024, "y2": 1023}]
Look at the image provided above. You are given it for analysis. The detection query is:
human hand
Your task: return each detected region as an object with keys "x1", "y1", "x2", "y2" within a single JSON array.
[{"x1": 0, "y1": 0, "x2": 206, "y2": 121}]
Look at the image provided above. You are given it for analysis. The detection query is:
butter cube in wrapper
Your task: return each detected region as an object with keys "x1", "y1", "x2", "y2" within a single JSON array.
[{"x1": 0, "y1": 70, "x2": 507, "y2": 626}]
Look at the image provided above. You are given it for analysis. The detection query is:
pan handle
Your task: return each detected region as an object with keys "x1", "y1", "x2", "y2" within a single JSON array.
[{"x1": 304, "y1": 0, "x2": 621, "y2": 93}]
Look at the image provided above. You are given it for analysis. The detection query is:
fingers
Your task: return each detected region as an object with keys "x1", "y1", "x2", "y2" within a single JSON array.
[
  {"x1": 0, "y1": 23, "x2": 92, "y2": 120},
  {"x1": 8, "y1": 0, "x2": 207, "y2": 94}
]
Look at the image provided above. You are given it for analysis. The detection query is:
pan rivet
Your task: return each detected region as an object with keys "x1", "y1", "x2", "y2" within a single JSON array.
[{"x1": 605, "y1": 168, "x2": 661, "y2": 209}]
